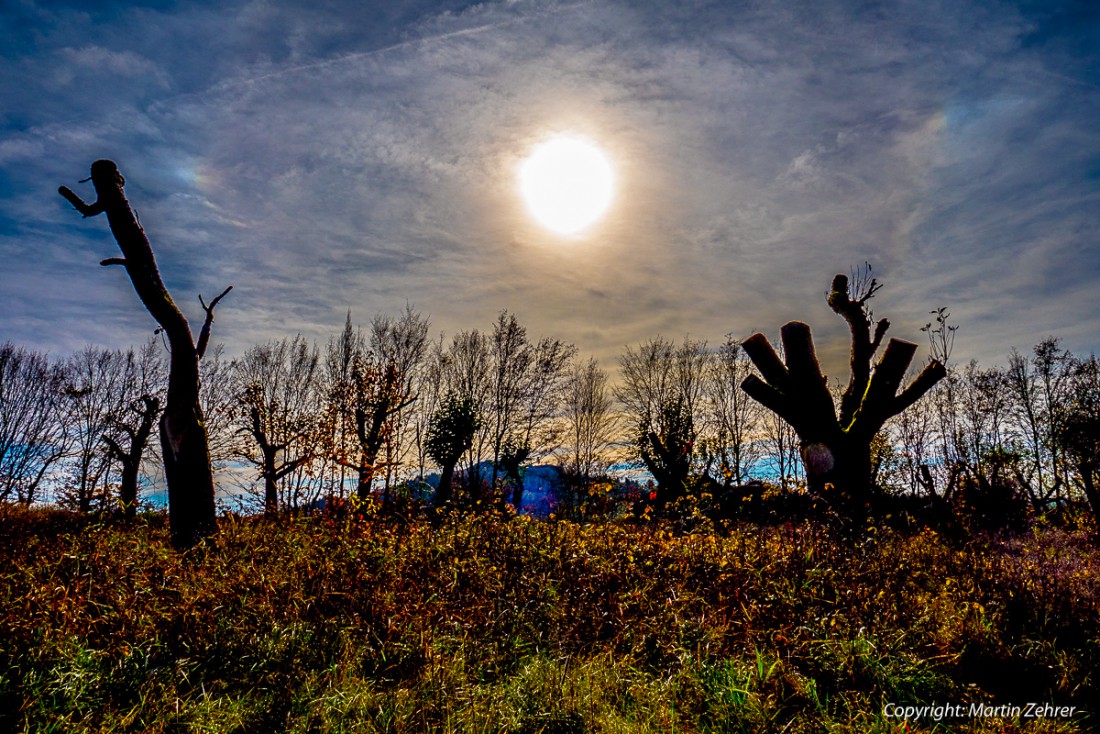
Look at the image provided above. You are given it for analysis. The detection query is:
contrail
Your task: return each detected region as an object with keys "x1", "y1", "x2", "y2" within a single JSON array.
[{"x1": 204, "y1": 1, "x2": 593, "y2": 94}]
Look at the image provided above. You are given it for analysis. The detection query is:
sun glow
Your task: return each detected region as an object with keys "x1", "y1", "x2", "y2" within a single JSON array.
[{"x1": 519, "y1": 136, "x2": 614, "y2": 236}]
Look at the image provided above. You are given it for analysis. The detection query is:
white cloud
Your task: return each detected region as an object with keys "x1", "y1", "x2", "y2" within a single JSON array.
[
  {"x1": 1, "y1": 0, "x2": 1098, "y2": 375},
  {"x1": 55, "y1": 45, "x2": 169, "y2": 87}
]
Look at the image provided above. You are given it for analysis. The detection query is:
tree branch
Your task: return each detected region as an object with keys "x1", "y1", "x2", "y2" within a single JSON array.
[
  {"x1": 870, "y1": 318, "x2": 890, "y2": 356},
  {"x1": 58, "y1": 186, "x2": 104, "y2": 218},
  {"x1": 828, "y1": 273, "x2": 876, "y2": 426},
  {"x1": 196, "y1": 285, "x2": 232, "y2": 360},
  {"x1": 101, "y1": 434, "x2": 127, "y2": 463},
  {"x1": 274, "y1": 455, "x2": 313, "y2": 480},
  {"x1": 740, "y1": 375, "x2": 795, "y2": 426},
  {"x1": 779, "y1": 322, "x2": 835, "y2": 424},
  {"x1": 741, "y1": 332, "x2": 790, "y2": 389},
  {"x1": 851, "y1": 338, "x2": 918, "y2": 435},
  {"x1": 888, "y1": 360, "x2": 947, "y2": 417}
]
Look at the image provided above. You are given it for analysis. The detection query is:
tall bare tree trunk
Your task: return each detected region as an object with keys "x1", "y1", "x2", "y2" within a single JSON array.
[{"x1": 60, "y1": 160, "x2": 228, "y2": 548}]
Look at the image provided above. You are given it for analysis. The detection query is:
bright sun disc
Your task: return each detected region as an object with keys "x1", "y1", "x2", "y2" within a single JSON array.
[{"x1": 519, "y1": 137, "x2": 614, "y2": 235}]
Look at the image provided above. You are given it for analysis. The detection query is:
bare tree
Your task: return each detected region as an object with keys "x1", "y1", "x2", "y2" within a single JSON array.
[
  {"x1": 320, "y1": 313, "x2": 364, "y2": 500},
  {"x1": 368, "y1": 305, "x2": 430, "y2": 500},
  {"x1": 918, "y1": 309, "x2": 964, "y2": 497},
  {"x1": 408, "y1": 334, "x2": 448, "y2": 491},
  {"x1": 740, "y1": 270, "x2": 945, "y2": 515},
  {"x1": 59, "y1": 347, "x2": 138, "y2": 512},
  {"x1": 97, "y1": 340, "x2": 165, "y2": 517},
  {"x1": 60, "y1": 161, "x2": 229, "y2": 547},
  {"x1": 952, "y1": 361, "x2": 1012, "y2": 486},
  {"x1": 487, "y1": 312, "x2": 535, "y2": 492},
  {"x1": 563, "y1": 357, "x2": 618, "y2": 483},
  {"x1": 199, "y1": 344, "x2": 238, "y2": 476},
  {"x1": 761, "y1": 402, "x2": 801, "y2": 492},
  {"x1": 342, "y1": 353, "x2": 412, "y2": 503},
  {"x1": 502, "y1": 335, "x2": 575, "y2": 509},
  {"x1": 439, "y1": 329, "x2": 492, "y2": 490},
  {"x1": 0, "y1": 344, "x2": 69, "y2": 504},
  {"x1": 886, "y1": 379, "x2": 937, "y2": 496},
  {"x1": 320, "y1": 308, "x2": 431, "y2": 506},
  {"x1": 704, "y1": 336, "x2": 763, "y2": 488},
  {"x1": 234, "y1": 336, "x2": 321, "y2": 515}
]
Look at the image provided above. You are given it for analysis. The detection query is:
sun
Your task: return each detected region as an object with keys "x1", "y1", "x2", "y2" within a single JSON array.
[{"x1": 519, "y1": 136, "x2": 614, "y2": 236}]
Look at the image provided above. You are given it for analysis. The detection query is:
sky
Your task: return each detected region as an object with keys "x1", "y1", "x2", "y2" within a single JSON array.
[{"x1": 1, "y1": 0, "x2": 1098, "y2": 378}]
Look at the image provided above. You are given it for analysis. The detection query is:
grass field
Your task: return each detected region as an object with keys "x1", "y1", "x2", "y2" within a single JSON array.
[{"x1": 1, "y1": 504, "x2": 1097, "y2": 732}]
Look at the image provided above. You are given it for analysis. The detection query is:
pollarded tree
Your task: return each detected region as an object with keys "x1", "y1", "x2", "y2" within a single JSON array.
[
  {"x1": 59, "y1": 161, "x2": 230, "y2": 547},
  {"x1": 740, "y1": 270, "x2": 945, "y2": 514}
]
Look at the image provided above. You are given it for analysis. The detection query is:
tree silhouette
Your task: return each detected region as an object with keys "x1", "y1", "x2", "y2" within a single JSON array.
[
  {"x1": 103, "y1": 394, "x2": 160, "y2": 519},
  {"x1": 617, "y1": 336, "x2": 709, "y2": 506},
  {"x1": 235, "y1": 336, "x2": 320, "y2": 516},
  {"x1": 740, "y1": 271, "x2": 946, "y2": 516},
  {"x1": 0, "y1": 344, "x2": 69, "y2": 504},
  {"x1": 637, "y1": 395, "x2": 695, "y2": 511},
  {"x1": 347, "y1": 356, "x2": 413, "y2": 503},
  {"x1": 426, "y1": 393, "x2": 481, "y2": 507},
  {"x1": 60, "y1": 160, "x2": 229, "y2": 547},
  {"x1": 1060, "y1": 355, "x2": 1100, "y2": 540}
]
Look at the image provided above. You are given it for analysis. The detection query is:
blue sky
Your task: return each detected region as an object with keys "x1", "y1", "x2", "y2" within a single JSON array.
[{"x1": 2, "y1": 0, "x2": 1098, "y2": 375}]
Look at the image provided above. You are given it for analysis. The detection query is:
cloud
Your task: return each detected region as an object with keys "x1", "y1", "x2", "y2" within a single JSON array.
[
  {"x1": 53, "y1": 45, "x2": 170, "y2": 88},
  {"x1": 1, "y1": 0, "x2": 1098, "y2": 377}
]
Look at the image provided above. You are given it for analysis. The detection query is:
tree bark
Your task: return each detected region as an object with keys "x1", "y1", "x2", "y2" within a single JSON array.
[{"x1": 61, "y1": 160, "x2": 224, "y2": 548}]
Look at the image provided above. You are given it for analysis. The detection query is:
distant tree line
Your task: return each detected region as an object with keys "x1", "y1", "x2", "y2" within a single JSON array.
[{"x1": 3, "y1": 301, "x2": 1099, "y2": 533}]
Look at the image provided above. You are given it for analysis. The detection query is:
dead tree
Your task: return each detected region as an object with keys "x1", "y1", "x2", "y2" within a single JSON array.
[
  {"x1": 740, "y1": 273, "x2": 946, "y2": 515},
  {"x1": 60, "y1": 160, "x2": 229, "y2": 547}
]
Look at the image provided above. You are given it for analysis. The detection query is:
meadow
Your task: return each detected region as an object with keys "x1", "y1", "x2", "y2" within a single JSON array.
[{"x1": 1, "y1": 503, "x2": 1097, "y2": 733}]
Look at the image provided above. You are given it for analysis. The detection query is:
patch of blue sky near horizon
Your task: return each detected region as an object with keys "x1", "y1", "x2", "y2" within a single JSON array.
[{"x1": 1, "y1": 0, "x2": 1098, "y2": 378}]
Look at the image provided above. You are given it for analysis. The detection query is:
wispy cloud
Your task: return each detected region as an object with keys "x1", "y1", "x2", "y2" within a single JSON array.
[{"x1": 1, "y1": 0, "x2": 1097, "y2": 374}]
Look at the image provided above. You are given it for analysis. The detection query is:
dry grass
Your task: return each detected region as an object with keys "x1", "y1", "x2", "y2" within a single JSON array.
[{"x1": 0, "y1": 503, "x2": 1097, "y2": 732}]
